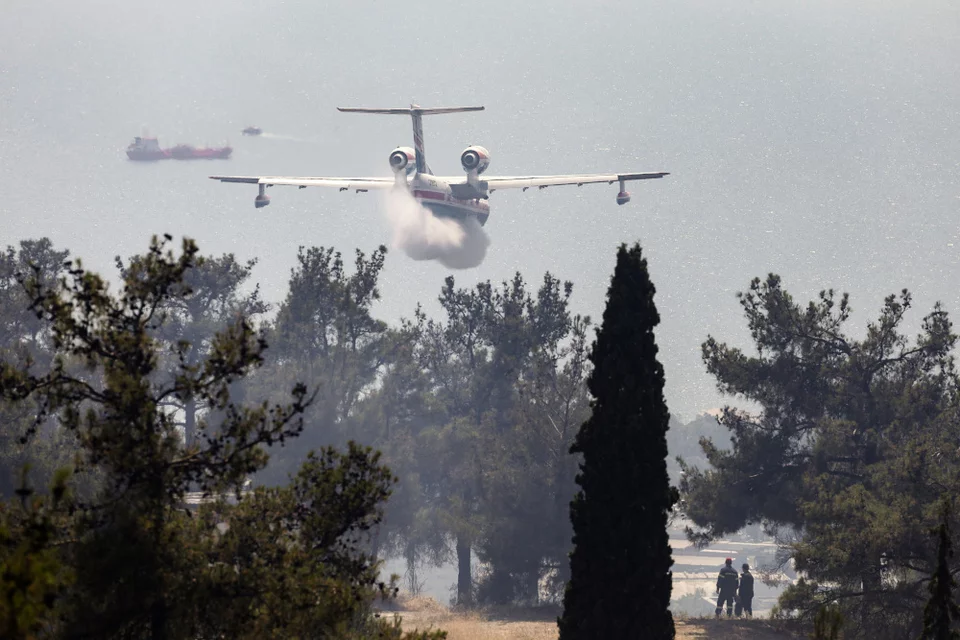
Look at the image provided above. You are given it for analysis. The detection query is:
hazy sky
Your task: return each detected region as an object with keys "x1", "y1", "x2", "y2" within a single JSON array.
[{"x1": 3, "y1": 0, "x2": 959, "y2": 419}]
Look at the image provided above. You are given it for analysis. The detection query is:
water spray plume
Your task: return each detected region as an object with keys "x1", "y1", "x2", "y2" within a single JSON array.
[{"x1": 382, "y1": 189, "x2": 490, "y2": 269}]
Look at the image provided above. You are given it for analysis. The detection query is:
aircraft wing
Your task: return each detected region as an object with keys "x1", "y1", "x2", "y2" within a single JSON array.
[
  {"x1": 435, "y1": 172, "x2": 669, "y2": 192},
  {"x1": 209, "y1": 175, "x2": 395, "y2": 191}
]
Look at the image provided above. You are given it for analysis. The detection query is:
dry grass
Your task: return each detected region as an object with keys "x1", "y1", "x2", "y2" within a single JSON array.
[
  {"x1": 383, "y1": 596, "x2": 553, "y2": 640},
  {"x1": 382, "y1": 597, "x2": 801, "y2": 640},
  {"x1": 674, "y1": 618, "x2": 800, "y2": 639}
]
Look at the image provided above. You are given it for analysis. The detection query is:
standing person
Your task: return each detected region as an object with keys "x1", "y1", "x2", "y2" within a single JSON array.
[
  {"x1": 736, "y1": 563, "x2": 754, "y2": 618},
  {"x1": 715, "y1": 558, "x2": 739, "y2": 618}
]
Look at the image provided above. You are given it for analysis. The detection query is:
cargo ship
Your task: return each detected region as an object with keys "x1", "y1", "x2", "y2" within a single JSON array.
[{"x1": 126, "y1": 136, "x2": 232, "y2": 161}]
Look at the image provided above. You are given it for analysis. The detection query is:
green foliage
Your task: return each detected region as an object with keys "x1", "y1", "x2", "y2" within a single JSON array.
[
  {"x1": 117, "y1": 248, "x2": 270, "y2": 447},
  {"x1": 681, "y1": 274, "x2": 960, "y2": 636},
  {"x1": 0, "y1": 238, "x2": 68, "y2": 370},
  {"x1": 811, "y1": 604, "x2": 844, "y2": 640},
  {"x1": 0, "y1": 236, "x2": 436, "y2": 639},
  {"x1": 254, "y1": 248, "x2": 594, "y2": 611},
  {"x1": 0, "y1": 235, "x2": 312, "y2": 636},
  {"x1": 411, "y1": 271, "x2": 589, "y2": 606},
  {"x1": 0, "y1": 467, "x2": 73, "y2": 640},
  {"x1": 0, "y1": 239, "x2": 77, "y2": 498},
  {"x1": 558, "y1": 242, "x2": 677, "y2": 640},
  {"x1": 8, "y1": 235, "x2": 309, "y2": 498},
  {"x1": 190, "y1": 443, "x2": 401, "y2": 638},
  {"x1": 351, "y1": 313, "x2": 449, "y2": 596},
  {"x1": 920, "y1": 503, "x2": 960, "y2": 640},
  {"x1": 257, "y1": 245, "x2": 391, "y2": 485},
  {"x1": 0, "y1": 232, "x2": 644, "y2": 634}
]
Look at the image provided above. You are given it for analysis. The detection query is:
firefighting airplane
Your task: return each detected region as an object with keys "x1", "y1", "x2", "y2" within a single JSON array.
[{"x1": 209, "y1": 105, "x2": 669, "y2": 226}]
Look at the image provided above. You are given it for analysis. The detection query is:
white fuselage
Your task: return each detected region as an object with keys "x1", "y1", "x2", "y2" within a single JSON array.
[{"x1": 407, "y1": 173, "x2": 491, "y2": 226}]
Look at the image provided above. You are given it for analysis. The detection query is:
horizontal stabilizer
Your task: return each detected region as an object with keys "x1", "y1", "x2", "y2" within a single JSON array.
[{"x1": 337, "y1": 106, "x2": 484, "y2": 115}]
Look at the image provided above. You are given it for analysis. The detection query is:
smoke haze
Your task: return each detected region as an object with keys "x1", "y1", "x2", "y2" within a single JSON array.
[
  {"x1": 3, "y1": 0, "x2": 960, "y2": 422},
  {"x1": 382, "y1": 189, "x2": 490, "y2": 269}
]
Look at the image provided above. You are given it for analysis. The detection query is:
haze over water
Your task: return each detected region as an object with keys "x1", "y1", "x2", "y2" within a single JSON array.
[{"x1": 3, "y1": 0, "x2": 959, "y2": 420}]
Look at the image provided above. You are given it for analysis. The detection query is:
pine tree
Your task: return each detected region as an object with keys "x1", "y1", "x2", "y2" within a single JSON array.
[
  {"x1": 811, "y1": 604, "x2": 844, "y2": 640},
  {"x1": 921, "y1": 504, "x2": 960, "y2": 640},
  {"x1": 680, "y1": 275, "x2": 959, "y2": 633},
  {"x1": 558, "y1": 242, "x2": 677, "y2": 639}
]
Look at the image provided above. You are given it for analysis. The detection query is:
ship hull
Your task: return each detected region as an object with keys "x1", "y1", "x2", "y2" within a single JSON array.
[
  {"x1": 126, "y1": 136, "x2": 231, "y2": 161},
  {"x1": 126, "y1": 148, "x2": 232, "y2": 161},
  {"x1": 126, "y1": 149, "x2": 171, "y2": 161},
  {"x1": 170, "y1": 147, "x2": 233, "y2": 160}
]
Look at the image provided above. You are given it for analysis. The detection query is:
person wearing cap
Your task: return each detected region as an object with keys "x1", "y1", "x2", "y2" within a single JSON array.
[
  {"x1": 715, "y1": 557, "x2": 739, "y2": 618},
  {"x1": 735, "y1": 563, "x2": 754, "y2": 618}
]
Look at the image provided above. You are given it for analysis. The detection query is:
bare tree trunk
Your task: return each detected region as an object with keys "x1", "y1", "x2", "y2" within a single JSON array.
[
  {"x1": 457, "y1": 535, "x2": 472, "y2": 606},
  {"x1": 370, "y1": 523, "x2": 382, "y2": 561},
  {"x1": 184, "y1": 397, "x2": 196, "y2": 447},
  {"x1": 524, "y1": 571, "x2": 540, "y2": 606},
  {"x1": 150, "y1": 486, "x2": 168, "y2": 640},
  {"x1": 150, "y1": 601, "x2": 167, "y2": 640},
  {"x1": 859, "y1": 564, "x2": 882, "y2": 634},
  {"x1": 553, "y1": 457, "x2": 573, "y2": 593},
  {"x1": 406, "y1": 541, "x2": 420, "y2": 595}
]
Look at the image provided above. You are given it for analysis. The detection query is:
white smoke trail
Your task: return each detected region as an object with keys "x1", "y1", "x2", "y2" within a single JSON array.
[
  {"x1": 381, "y1": 188, "x2": 490, "y2": 269},
  {"x1": 258, "y1": 133, "x2": 319, "y2": 143}
]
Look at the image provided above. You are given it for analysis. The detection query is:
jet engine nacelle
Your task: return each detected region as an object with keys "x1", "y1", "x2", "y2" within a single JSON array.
[
  {"x1": 389, "y1": 147, "x2": 416, "y2": 173},
  {"x1": 460, "y1": 145, "x2": 490, "y2": 175}
]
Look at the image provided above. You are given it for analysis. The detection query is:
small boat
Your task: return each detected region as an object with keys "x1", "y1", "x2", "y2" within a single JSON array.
[{"x1": 242, "y1": 126, "x2": 263, "y2": 136}]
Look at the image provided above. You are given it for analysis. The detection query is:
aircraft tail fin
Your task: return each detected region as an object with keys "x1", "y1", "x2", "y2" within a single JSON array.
[{"x1": 337, "y1": 105, "x2": 484, "y2": 174}]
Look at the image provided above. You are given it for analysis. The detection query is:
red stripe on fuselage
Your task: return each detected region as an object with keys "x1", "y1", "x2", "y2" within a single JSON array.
[
  {"x1": 412, "y1": 189, "x2": 490, "y2": 214},
  {"x1": 413, "y1": 190, "x2": 447, "y2": 201}
]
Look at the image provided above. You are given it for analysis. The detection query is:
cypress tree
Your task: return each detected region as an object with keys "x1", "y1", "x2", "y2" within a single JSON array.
[
  {"x1": 921, "y1": 504, "x2": 960, "y2": 640},
  {"x1": 558, "y1": 242, "x2": 677, "y2": 639}
]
